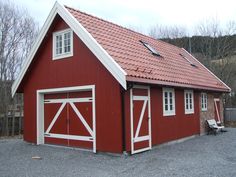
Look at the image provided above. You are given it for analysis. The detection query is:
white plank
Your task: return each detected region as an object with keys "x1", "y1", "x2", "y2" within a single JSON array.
[
  {"x1": 132, "y1": 147, "x2": 151, "y2": 154},
  {"x1": 133, "y1": 96, "x2": 148, "y2": 101},
  {"x1": 44, "y1": 97, "x2": 93, "y2": 104},
  {"x1": 133, "y1": 135, "x2": 150, "y2": 143},
  {"x1": 45, "y1": 133, "x2": 93, "y2": 141}
]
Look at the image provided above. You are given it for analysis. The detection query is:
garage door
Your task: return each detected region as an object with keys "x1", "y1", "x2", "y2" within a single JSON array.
[{"x1": 44, "y1": 90, "x2": 96, "y2": 151}]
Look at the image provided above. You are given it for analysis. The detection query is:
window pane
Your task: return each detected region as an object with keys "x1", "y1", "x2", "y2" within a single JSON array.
[
  {"x1": 56, "y1": 35, "x2": 62, "y2": 55},
  {"x1": 165, "y1": 105, "x2": 168, "y2": 111},
  {"x1": 165, "y1": 98, "x2": 168, "y2": 105},
  {"x1": 170, "y1": 104, "x2": 173, "y2": 110},
  {"x1": 185, "y1": 93, "x2": 188, "y2": 110},
  {"x1": 64, "y1": 32, "x2": 71, "y2": 53},
  {"x1": 169, "y1": 98, "x2": 172, "y2": 104},
  {"x1": 165, "y1": 92, "x2": 168, "y2": 98}
]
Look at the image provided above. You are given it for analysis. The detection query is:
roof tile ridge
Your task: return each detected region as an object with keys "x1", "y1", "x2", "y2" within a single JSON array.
[
  {"x1": 64, "y1": 5, "x2": 183, "y2": 51},
  {"x1": 65, "y1": 6, "x2": 148, "y2": 37}
]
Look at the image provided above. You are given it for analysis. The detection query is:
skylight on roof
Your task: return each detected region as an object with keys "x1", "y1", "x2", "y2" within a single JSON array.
[
  {"x1": 140, "y1": 40, "x2": 160, "y2": 56},
  {"x1": 179, "y1": 53, "x2": 197, "y2": 67}
]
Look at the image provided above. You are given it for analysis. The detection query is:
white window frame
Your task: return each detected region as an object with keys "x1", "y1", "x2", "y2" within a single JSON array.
[
  {"x1": 184, "y1": 90, "x2": 194, "y2": 114},
  {"x1": 201, "y1": 93, "x2": 207, "y2": 111},
  {"x1": 53, "y1": 28, "x2": 73, "y2": 60},
  {"x1": 163, "y1": 88, "x2": 176, "y2": 116}
]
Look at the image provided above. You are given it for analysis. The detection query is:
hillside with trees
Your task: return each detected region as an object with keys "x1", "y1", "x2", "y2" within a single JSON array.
[
  {"x1": 159, "y1": 35, "x2": 236, "y2": 107},
  {"x1": 149, "y1": 22, "x2": 236, "y2": 107}
]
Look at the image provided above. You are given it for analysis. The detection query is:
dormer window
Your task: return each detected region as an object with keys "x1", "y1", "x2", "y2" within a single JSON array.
[
  {"x1": 53, "y1": 29, "x2": 73, "y2": 60},
  {"x1": 140, "y1": 40, "x2": 161, "y2": 56}
]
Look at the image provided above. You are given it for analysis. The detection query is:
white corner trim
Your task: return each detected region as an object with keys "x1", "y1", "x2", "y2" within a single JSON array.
[
  {"x1": 182, "y1": 48, "x2": 231, "y2": 92},
  {"x1": 12, "y1": 2, "x2": 127, "y2": 96}
]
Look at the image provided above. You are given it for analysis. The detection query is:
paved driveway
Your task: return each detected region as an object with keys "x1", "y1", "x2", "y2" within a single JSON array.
[{"x1": 1, "y1": 128, "x2": 236, "y2": 177}]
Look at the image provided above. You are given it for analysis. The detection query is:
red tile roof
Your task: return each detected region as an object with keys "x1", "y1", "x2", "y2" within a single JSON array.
[{"x1": 66, "y1": 6, "x2": 230, "y2": 92}]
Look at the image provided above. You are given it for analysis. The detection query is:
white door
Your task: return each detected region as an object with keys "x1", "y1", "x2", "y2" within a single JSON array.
[{"x1": 130, "y1": 85, "x2": 151, "y2": 154}]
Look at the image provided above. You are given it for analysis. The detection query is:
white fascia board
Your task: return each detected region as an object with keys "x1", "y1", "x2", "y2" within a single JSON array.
[
  {"x1": 57, "y1": 4, "x2": 127, "y2": 88},
  {"x1": 182, "y1": 48, "x2": 231, "y2": 92},
  {"x1": 12, "y1": 2, "x2": 127, "y2": 96}
]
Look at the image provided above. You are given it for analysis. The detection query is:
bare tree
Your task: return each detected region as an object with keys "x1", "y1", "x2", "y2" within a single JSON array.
[
  {"x1": 195, "y1": 18, "x2": 236, "y2": 60},
  {"x1": 0, "y1": 1, "x2": 38, "y2": 136},
  {"x1": 148, "y1": 25, "x2": 187, "y2": 39}
]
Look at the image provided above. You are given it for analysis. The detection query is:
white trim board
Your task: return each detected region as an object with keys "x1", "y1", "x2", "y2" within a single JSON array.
[{"x1": 12, "y1": 2, "x2": 127, "y2": 96}]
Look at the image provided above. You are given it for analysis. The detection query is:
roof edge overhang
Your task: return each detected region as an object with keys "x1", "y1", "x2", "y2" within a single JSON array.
[
  {"x1": 181, "y1": 48, "x2": 231, "y2": 92},
  {"x1": 11, "y1": 2, "x2": 127, "y2": 97},
  {"x1": 126, "y1": 76, "x2": 231, "y2": 93}
]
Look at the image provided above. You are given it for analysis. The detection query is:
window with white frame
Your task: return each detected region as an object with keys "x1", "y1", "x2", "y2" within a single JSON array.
[
  {"x1": 201, "y1": 93, "x2": 207, "y2": 111},
  {"x1": 53, "y1": 29, "x2": 73, "y2": 60},
  {"x1": 163, "y1": 88, "x2": 175, "y2": 116},
  {"x1": 184, "y1": 90, "x2": 194, "y2": 114}
]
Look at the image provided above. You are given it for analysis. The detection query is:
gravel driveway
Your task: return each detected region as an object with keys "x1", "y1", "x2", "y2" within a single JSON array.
[{"x1": 1, "y1": 128, "x2": 236, "y2": 177}]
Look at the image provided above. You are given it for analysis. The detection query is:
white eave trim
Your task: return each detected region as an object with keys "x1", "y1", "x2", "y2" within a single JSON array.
[
  {"x1": 181, "y1": 48, "x2": 231, "y2": 92},
  {"x1": 11, "y1": 2, "x2": 127, "y2": 96}
]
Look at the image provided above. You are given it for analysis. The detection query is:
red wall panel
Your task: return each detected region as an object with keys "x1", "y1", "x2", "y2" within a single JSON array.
[
  {"x1": 21, "y1": 16, "x2": 123, "y2": 153},
  {"x1": 151, "y1": 87, "x2": 200, "y2": 145},
  {"x1": 125, "y1": 86, "x2": 200, "y2": 152}
]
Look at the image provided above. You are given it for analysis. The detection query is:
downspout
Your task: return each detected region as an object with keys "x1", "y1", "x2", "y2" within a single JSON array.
[{"x1": 121, "y1": 83, "x2": 133, "y2": 154}]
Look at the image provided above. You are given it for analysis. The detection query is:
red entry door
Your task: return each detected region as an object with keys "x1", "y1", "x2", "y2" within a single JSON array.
[
  {"x1": 44, "y1": 91, "x2": 96, "y2": 152},
  {"x1": 214, "y1": 98, "x2": 221, "y2": 123},
  {"x1": 130, "y1": 86, "x2": 151, "y2": 154}
]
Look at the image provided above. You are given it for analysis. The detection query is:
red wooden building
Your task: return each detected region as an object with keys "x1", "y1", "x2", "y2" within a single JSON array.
[{"x1": 12, "y1": 2, "x2": 230, "y2": 154}]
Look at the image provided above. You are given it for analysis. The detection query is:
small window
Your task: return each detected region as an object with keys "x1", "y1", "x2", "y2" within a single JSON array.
[
  {"x1": 140, "y1": 40, "x2": 160, "y2": 56},
  {"x1": 184, "y1": 90, "x2": 194, "y2": 114},
  {"x1": 201, "y1": 93, "x2": 207, "y2": 111},
  {"x1": 53, "y1": 29, "x2": 73, "y2": 60},
  {"x1": 163, "y1": 88, "x2": 175, "y2": 116}
]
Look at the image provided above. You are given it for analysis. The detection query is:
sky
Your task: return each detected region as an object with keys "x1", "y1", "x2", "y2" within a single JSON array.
[{"x1": 14, "y1": 0, "x2": 236, "y2": 34}]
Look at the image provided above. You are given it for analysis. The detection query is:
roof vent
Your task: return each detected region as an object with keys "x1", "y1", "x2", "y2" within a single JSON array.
[
  {"x1": 140, "y1": 40, "x2": 161, "y2": 56},
  {"x1": 179, "y1": 53, "x2": 197, "y2": 67}
]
